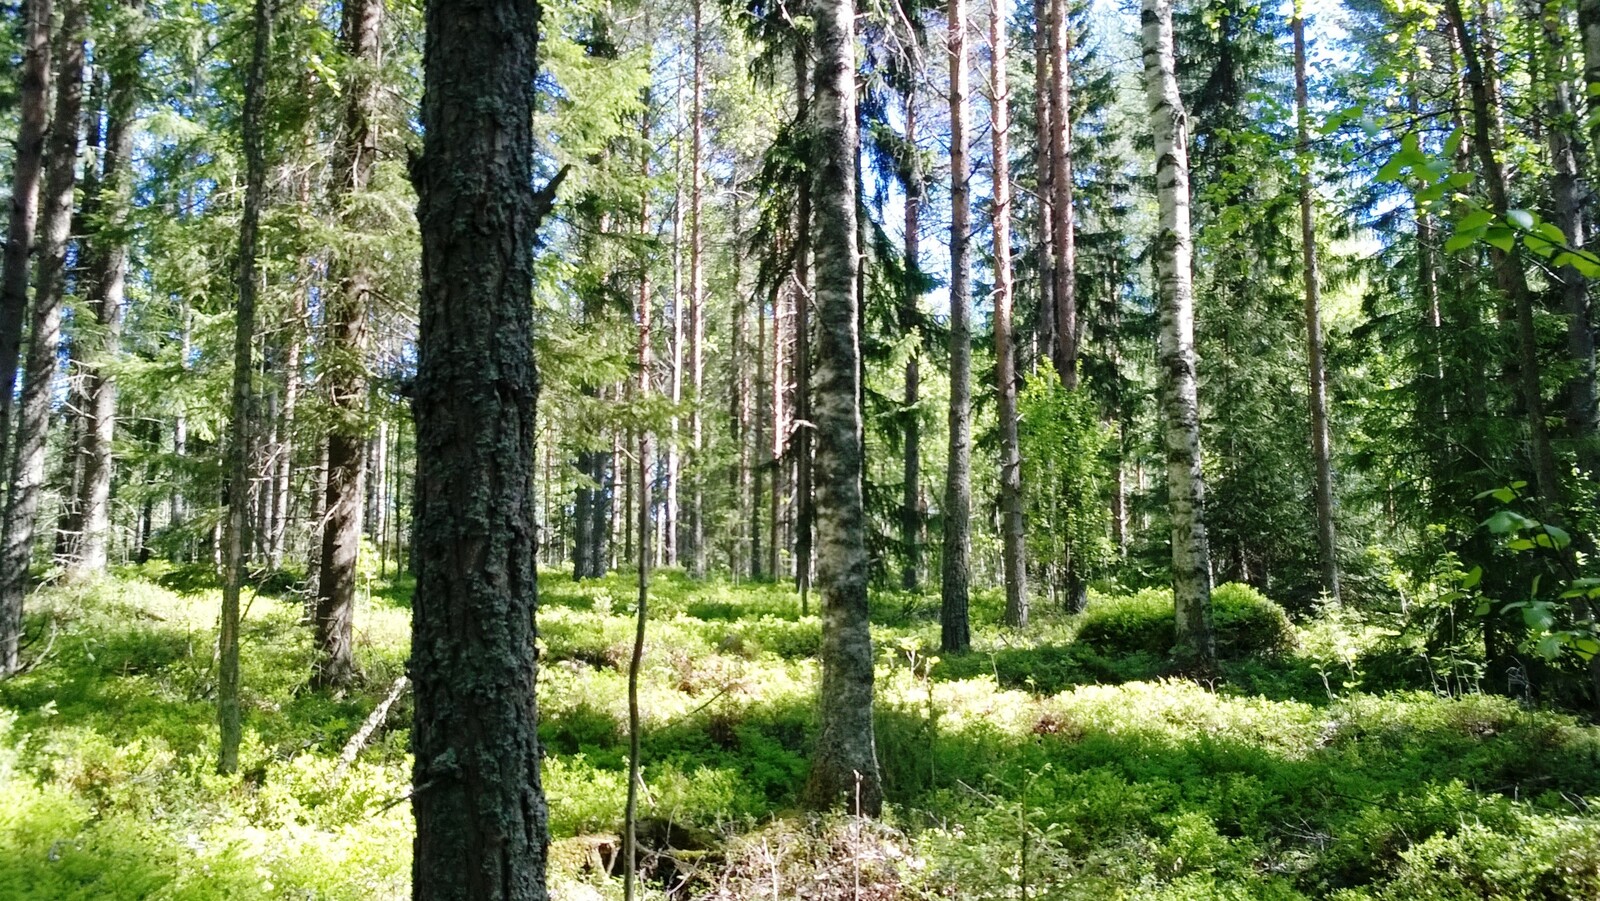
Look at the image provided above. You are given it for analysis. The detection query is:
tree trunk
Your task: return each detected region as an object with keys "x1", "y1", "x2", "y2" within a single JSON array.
[
  {"x1": 624, "y1": 103, "x2": 653, "y2": 901},
  {"x1": 901, "y1": 96, "x2": 923, "y2": 592},
  {"x1": 992, "y1": 0, "x2": 1028, "y2": 629},
  {"x1": 1047, "y1": 0, "x2": 1076, "y2": 386},
  {"x1": 0, "y1": 0, "x2": 83, "y2": 676},
  {"x1": 411, "y1": 0, "x2": 556, "y2": 893},
  {"x1": 315, "y1": 0, "x2": 383, "y2": 690},
  {"x1": 1293, "y1": 12, "x2": 1340, "y2": 603},
  {"x1": 687, "y1": 0, "x2": 708, "y2": 579},
  {"x1": 753, "y1": 276, "x2": 768, "y2": 579},
  {"x1": 0, "y1": 0, "x2": 54, "y2": 490},
  {"x1": 1445, "y1": 0, "x2": 1564, "y2": 508},
  {"x1": 1538, "y1": 0, "x2": 1599, "y2": 477},
  {"x1": 70, "y1": 6, "x2": 141, "y2": 579},
  {"x1": 939, "y1": 0, "x2": 974, "y2": 654},
  {"x1": 1142, "y1": 0, "x2": 1216, "y2": 672},
  {"x1": 220, "y1": 0, "x2": 271, "y2": 776},
  {"x1": 794, "y1": 47, "x2": 815, "y2": 603},
  {"x1": 802, "y1": 0, "x2": 883, "y2": 815},
  {"x1": 1032, "y1": 0, "x2": 1054, "y2": 370}
]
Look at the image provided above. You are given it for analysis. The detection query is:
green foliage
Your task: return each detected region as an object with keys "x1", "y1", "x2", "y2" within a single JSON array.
[
  {"x1": 1018, "y1": 366, "x2": 1115, "y2": 595},
  {"x1": 1076, "y1": 582, "x2": 1297, "y2": 661}
]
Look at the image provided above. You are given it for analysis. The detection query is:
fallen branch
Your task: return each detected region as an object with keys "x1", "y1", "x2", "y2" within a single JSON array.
[{"x1": 333, "y1": 674, "x2": 409, "y2": 783}]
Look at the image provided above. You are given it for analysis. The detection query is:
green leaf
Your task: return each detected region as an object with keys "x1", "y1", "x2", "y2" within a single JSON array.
[
  {"x1": 1457, "y1": 210, "x2": 1495, "y2": 232},
  {"x1": 1536, "y1": 634, "x2": 1565, "y2": 660},
  {"x1": 1484, "y1": 509, "x2": 1537, "y2": 533},
  {"x1": 1462, "y1": 566, "x2": 1483, "y2": 589},
  {"x1": 1444, "y1": 128, "x2": 1465, "y2": 157},
  {"x1": 1507, "y1": 209, "x2": 1535, "y2": 231},
  {"x1": 1474, "y1": 599, "x2": 1492, "y2": 617},
  {"x1": 1524, "y1": 603, "x2": 1556, "y2": 632},
  {"x1": 1543, "y1": 525, "x2": 1571, "y2": 549},
  {"x1": 1444, "y1": 233, "x2": 1476, "y2": 253},
  {"x1": 1485, "y1": 227, "x2": 1516, "y2": 252},
  {"x1": 1536, "y1": 222, "x2": 1567, "y2": 244}
]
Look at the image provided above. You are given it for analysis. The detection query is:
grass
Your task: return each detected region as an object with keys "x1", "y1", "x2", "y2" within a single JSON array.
[{"x1": 2, "y1": 564, "x2": 1599, "y2": 899}]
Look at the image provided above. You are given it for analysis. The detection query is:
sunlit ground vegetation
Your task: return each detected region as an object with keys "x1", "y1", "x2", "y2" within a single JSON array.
[{"x1": 4, "y1": 565, "x2": 1600, "y2": 900}]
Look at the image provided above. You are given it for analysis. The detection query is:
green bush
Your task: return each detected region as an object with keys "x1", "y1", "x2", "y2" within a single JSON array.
[{"x1": 1076, "y1": 582, "x2": 1296, "y2": 660}]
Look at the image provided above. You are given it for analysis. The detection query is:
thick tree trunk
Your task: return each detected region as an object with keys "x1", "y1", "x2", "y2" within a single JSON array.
[
  {"x1": 71, "y1": 7, "x2": 141, "y2": 579},
  {"x1": 1142, "y1": 0, "x2": 1216, "y2": 672},
  {"x1": 0, "y1": 0, "x2": 84, "y2": 676},
  {"x1": 220, "y1": 0, "x2": 271, "y2": 776},
  {"x1": 315, "y1": 0, "x2": 383, "y2": 690},
  {"x1": 802, "y1": 0, "x2": 883, "y2": 816},
  {"x1": 1445, "y1": 0, "x2": 1564, "y2": 507},
  {"x1": 901, "y1": 98, "x2": 922, "y2": 592},
  {"x1": 992, "y1": 0, "x2": 1028, "y2": 629},
  {"x1": 1293, "y1": 13, "x2": 1340, "y2": 603},
  {"x1": 411, "y1": 0, "x2": 555, "y2": 894},
  {"x1": 940, "y1": 0, "x2": 973, "y2": 654},
  {"x1": 0, "y1": 0, "x2": 54, "y2": 489}
]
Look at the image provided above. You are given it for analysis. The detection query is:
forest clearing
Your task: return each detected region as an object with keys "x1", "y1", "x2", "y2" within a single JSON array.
[
  {"x1": 4, "y1": 0, "x2": 1600, "y2": 896},
  {"x1": 5, "y1": 566, "x2": 1600, "y2": 899}
]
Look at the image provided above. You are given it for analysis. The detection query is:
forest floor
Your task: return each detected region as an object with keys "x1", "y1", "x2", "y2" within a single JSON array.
[{"x1": 3, "y1": 564, "x2": 1600, "y2": 899}]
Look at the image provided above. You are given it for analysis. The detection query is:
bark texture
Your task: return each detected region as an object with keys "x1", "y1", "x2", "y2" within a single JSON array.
[
  {"x1": 1047, "y1": 0, "x2": 1077, "y2": 386},
  {"x1": 1142, "y1": 0, "x2": 1216, "y2": 672},
  {"x1": 0, "y1": 0, "x2": 84, "y2": 676},
  {"x1": 0, "y1": 0, "x2": 53, "y2": 485},
  {"x1": 802, "y1": 0, "x2": 883, "y2": 816},
  {"x1": 940, "y1": 0, "x2": 973, "y2": 654},
  {"x1": 900, "y1": 99, "x2": 922, "y2": 591},
  {"x1": 316, "y1": 0, "x2": 384, "y2": 690},
  {"x1": 411, "y1": 0, "x2": 555, "y2": 894},
  {"x1": 992, "y1": 0, "x2": 1028, "y2": 629},
  {"x1": 220, "y1": 0, "x2": 271, "y2": 775}
]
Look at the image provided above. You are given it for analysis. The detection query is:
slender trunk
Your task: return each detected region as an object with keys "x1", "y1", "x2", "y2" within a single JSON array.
[
  {"x1": 1048, "y1": 0, "x2": 1076, "y2": 386},
  {"x1": 1445, "y1": 0, "x2": 1564, "y2": 507},
  {"x1": 667, "y1": 135, "x2": 683, "y2": 567},
  {"x1": 1143, "y1": 0, "x2": 1216, "y2": 672},
  {"x1": 1, "y1": 1, "x2": 84, "y2": 675},
  {"x1": 315, "y1": 0, "x2": 383, "y2": 689},
  {"x1": 770, "y1": 258, "x2": 787, "y2": 580},
  {"x1": 1293, "y1": 12, "x2": 1340, "y2": 603},
  {"x1": 624, "y1": 109, "x2": 653, "y2": 900},
  {"x1": 992, "y1": 0, "x2": 1028, "y2": 629},
  {"x1": 221, "y1": 0, "x2": 271, "y2": 776},
  {"x1": 71, "y1": 7, "x2": 141, "y2": 578},
  {"x1": 411, "y1": 0, "x2": 555, "y2": 892},
  {"x1": 1032, "y1": 0, "x2": 1055, "y2": 368},
  {"x1": 795, "y1": 46, "x2": 815, "y2": 602},
  {"x1": 270, "y1": 290, "x2": 303, "y2": 570},
  {"x1": 901, "y1": 97, "x2": 923, "y2": 591},
  {"x1": 688, "y1": 0, "x2": 707, "y2": 578},
  {"x1": 0, "y1": 0, "x2": 54, "y2": 488},
  {"x1": 941, "y1": 0, "x2": 973, "y2": 653},
  {"x1": 802, "y1": 0, "x2": 883, "y2": 815},
  {"x1": 731, "y1": 188, "x2": 749, "y2": 579},
  {"x1": 753, "y1": 279, "x2": 767, "y2": 579}
]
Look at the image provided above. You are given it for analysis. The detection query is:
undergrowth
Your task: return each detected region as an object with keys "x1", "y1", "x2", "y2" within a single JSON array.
[{"x1": 1, "y1": 565, "x2": 1598, "y2": 899}]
